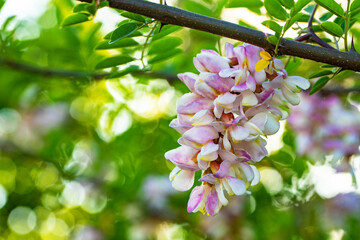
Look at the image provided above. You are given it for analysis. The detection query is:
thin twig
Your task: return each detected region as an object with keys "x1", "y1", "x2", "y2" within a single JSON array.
[
  {"x1": 296, "y1": 5, "x2": 336, "y2": 50},
  {"x1": 0, "y1": 58, "x2": 178, "y2": 83},
  {"x1": 140, "y1": 21, "x2": 159, "y2": 68}
]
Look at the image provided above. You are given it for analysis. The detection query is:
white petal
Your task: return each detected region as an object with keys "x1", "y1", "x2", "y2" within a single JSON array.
[
  {"x1": 215, "y1": 183, "x2": 229, "y2": 206},
  {"x1": 264, "y1": 113, "x2": 280, "y2": 135},
  {"x1": 241, "y1": 89, "x2": 258, "y2": 106},
  {"x1": 239, "y1": 163, "x2": 255, "y2": 182},
  {"x1": 230, "y1": 125, "x2": 250, "y2": 142},
  {"x1": 190, "y1": 110, "x2": 214, "y2": 126},
  {"x1": 226, "y1": 176, "x2": 246, "y2": 195},
  {"x1": 171, "y1": 170, "x2": 195, "y2": 192},
  {"x1": 223, "y1": 132, "x2": 232, "y2": 152},
  {"x1": 250, "y1": 165, "x2": 260, "y2": 186},
  {"x1": 281, "y1": 85, "x2": 300, "y2": 105},
  {"x1": 286, "y1": 76, "x2": 310, "y2": 90},
  {"x1": 199, "y1": 142, "x2": 219, "y2": 161}
]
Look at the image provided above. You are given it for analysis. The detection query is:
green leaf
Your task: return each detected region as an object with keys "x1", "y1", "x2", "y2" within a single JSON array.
[
  {"x1": 120, "y1": 12, "x2": 146, "y2": 23},
  {"x1": 61, "y1": 13, "x2": 90, "y2": 27},
  {"x1": 267, "y1": 35, "x2": 279, "y2": 45},
  {"x1": 110, "y1": 22, "x2": 138, "y2": 44},
  {"x1": 309, "y1": 76, "x2": 330, "y2": 95},
  {"x1": 262, "y1": 20, "x2": 283, "y2": 34},
  {"x1": 284, "y1": 12, "x2": 302, "y2": 31},
  {"x1": 320, "y1": 64, "x2": 336, "y2": 68},
  {"x1": 104, "y1": 30, "x2": 142, "y2": 40},
  {"x1": 95, "y1": 55, "x2": 135, "y2": 69},
  {"x1": 238, "y1": 20, "x2": 258, "y2": 29},
  {"x1": 271, "y1": 145, "x2": 296, "y2": 167},
  {"x1": 0, "y1": 0, "x2": 5, "y2": 9},
  {"x1": 315, "y1": 0, "x2": 344, "y2": 18},
  {"x1": 100, "y1": 1, "x2": 109, "y2": 8},
  {"x1": 319, "y1": 12, "x2": 333, "y2": 21},
  {"x1": 264, "y1": 0, "x2": 289, "y2": 20},
  {"x1": 73, "y1": 3, "x2": 96, "y2": 15},
  {"x1": 297, "y1": 13, "x2": 310, "y2": 22},
  {"x1": 293, "y1": 0, "x2": 311, "y2": 15},
  {"x1": 148, "y1": 48, "x2": 182, "y2": 64},
  {"x1": 226, "y1": 0, "x2": 263, "y2": 8},
  {"x1": 96, "y1": 38, "x2": 139, "y2": 50},
  {"x1": 350, "y1": 0, "x2": 360, "y2": 12},
  {"x1": 320, "y1": 21, "x2": 344, "y2": 37},
  {"x1": 308, "y1": 70, "x2": 333, "y2": 79},
  {"x1": 107, "y1": 65, "x2": 140, "y2": 79},
  {"x1": 184, "y1": 1, "x2": 213, "y2": 16},
  {"x1": 148, "y1": 37, "x2": 182, "y2": 55},
  {"x1": 279, "y1": 0, "x2": 294, "y2": 9},
  {"x1": 152, "y1": 25, "x2": 181, "y2": 42}
]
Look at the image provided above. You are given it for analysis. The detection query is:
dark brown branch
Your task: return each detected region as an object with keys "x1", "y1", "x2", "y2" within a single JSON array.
[
  {"x1": 79, "y1": 0, "x2": 360, "y2": 71},
  {"x1": 296, "y1": 4, "x2": 335, "y2": 50},
  {"x1": 0, "y1": 58, "x2": 178, "y2": 83}
]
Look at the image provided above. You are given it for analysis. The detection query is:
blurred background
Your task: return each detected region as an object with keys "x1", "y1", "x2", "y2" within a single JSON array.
[{"x1": 0, "y1": 0, "x2": 360, "y2": 239}]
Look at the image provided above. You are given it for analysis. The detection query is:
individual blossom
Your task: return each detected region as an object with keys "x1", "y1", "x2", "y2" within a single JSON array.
[{"x1": 165, "y1": 42, "x2": 310, "y2": 215}]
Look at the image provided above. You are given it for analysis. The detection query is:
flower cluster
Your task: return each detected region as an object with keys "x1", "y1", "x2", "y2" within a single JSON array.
[
  {"x1": 288, "y1": 93, "x2": 360, "y2": 161},
  {"x1": 165, "y1": 43, "x2": 310, "y2": 215}
]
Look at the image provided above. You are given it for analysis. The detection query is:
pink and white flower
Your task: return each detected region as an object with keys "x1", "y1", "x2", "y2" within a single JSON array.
[{"x1": 165, "y1": 42, "x2": 310, "y2": 215}]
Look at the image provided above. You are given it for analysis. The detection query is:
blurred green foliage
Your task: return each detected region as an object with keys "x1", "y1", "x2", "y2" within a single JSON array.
[{"x1": 0, "y1": 0, "x2": 359, "y2": 240}]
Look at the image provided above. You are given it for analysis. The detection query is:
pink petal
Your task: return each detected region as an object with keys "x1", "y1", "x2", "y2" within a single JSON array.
[
  {"x1": 254, "y1": 70, "x2": 266, "y2": 84},
  {"x1": 165, "y1": 146, "x2": 199, "y2": 170},
  {"x1": 219, "y1": 68, "x2": 241, "y2": 78},
  {"x1": 183, "y1": 126, "x2": 219, "y2": 145},
  {"x1": 246, "y1": 75, "x2": 256, "y2": 92},
  {"x1": 197, "y1": 158, "x2": 210, "y2": 170},
  {"x1": 177, "y1": 93, "x2": 213, "y2": 114},
  {"x1": 199, "y1": 174, "x2": 217, "y2": 184},
  {"x1": 231, "y1": 82, "x2": 248, "y2": 92},
  {"x1": 190, "y1": 110, "x2": 214, "y2": 126},
  {"x1": 187, "y1": 186, "x2": 205, "y2": 212},
  {"x1": 273, "y1": 59, "x2": 284, "y2": 70},
  {"x1": 177, "y1": 72, "x2": 198, "y2": 93},
  {"x1": 226, "y1": 176, "x2": 246, "y2": 195},
  {"x1": 213, "y1": 161, "x2": 230, "y2": 178},
  {"x1": 203, "y1": 73, "x2": 234, "y2": 93},
  {"x1": 169, "y1": 118, "x2": 192, "y2": 134},
  {"x1": 199, "y1": 141, "x2": 219, "y2": 161},
  {"x1": 205, "y1": 187, "x2": 219, "y2": 216},
  {"x1": 195, "y1": 52, "x2": 230, "y2": 73},
  {"x1": 225, "y1": 42, "x2": 235, "y2": 58},
  {"x1": 216, "y1": 92, "x2": 238, "y2": 106},
  {"x1": 230, "y1": 125, "x2": 250, "y2": 142},
  {"x1": 194, "y1": 80, "x2": 217, "y2": 99}
]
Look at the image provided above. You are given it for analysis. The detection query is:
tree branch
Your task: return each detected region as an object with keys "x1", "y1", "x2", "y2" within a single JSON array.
[
  {"x1": 80, "y1": 0, "x2": 360, "y2": 71},
  {"x1": 0, "y1": 58, "x2": 178, "y2": 83}
]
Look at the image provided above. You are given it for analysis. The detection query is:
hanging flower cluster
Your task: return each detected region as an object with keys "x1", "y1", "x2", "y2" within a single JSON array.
[
  {"x1": 165, "y1": 43, "x2": 310, "y2": 215},
  {"x1": 288, "y1": 93, "x2": 360, "y2": 161}
]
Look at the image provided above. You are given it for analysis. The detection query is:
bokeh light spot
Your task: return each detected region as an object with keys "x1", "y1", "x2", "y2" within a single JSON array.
[{"x1": 8, "y1": 206, "x2": 37, "y2": 235}]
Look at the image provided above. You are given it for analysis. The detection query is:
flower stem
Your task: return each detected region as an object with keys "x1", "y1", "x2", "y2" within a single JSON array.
[
  {"x1": 141, "y1": 21, "x2": 159, "y2": 68},
  {"x1": 344, "y1": 0, "x2": 351, "y2": 52}
]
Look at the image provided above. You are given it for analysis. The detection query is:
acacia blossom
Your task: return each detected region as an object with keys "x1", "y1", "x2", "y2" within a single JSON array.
[
  {"x1": 288, "y1": 93, "x2": 360, "y2": 161},
  {"x1": 165, "y1": 43, "x2": 310, "y2": 215}
]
